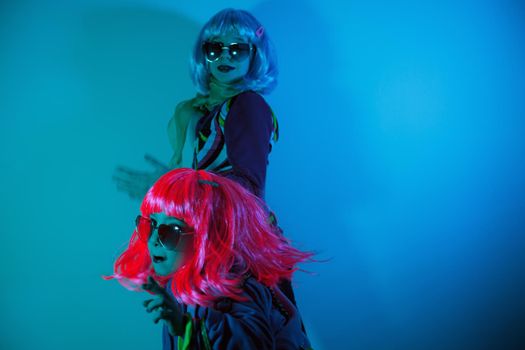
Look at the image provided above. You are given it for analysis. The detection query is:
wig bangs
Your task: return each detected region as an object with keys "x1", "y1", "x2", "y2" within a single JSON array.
[
  {"x1": 202, "y1": 10, "x2": 258, "y2": 44},
  {"x1": 141, "y1": 173, "x2": 191, "y2": 225}
]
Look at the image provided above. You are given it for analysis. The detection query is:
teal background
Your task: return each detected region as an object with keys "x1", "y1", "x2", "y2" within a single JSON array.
[{"x1": 1, "y1": 0, "x2": 524, "y2": 349}]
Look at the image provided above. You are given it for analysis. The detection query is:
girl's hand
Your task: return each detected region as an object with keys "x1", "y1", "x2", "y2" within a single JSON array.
[
  {"x1": 142, "y1": 276, "x2": 185, "y2": 336},
  {"x1": 113, "y1": 154, "x2": 169, "y2": 200}
]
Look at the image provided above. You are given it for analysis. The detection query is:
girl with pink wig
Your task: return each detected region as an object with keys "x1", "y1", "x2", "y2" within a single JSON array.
[{"x1": 108, "y1": 168, "x2": 312, "y2": 349}]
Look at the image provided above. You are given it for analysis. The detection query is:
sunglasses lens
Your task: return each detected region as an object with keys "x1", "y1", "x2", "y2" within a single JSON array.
[
  {"x1": 157, "y1": 224, "x2": 183, "y2": 250},
  {"x1": 135, "y1": 216, "x2": 151, "y2": 242},
  {"x1": 203, "y1": 42, "x2": 252, "y2": 62},
  {"x1": 203, "y1": 42, "x2": 222, "y2": 61},
  {"x1": 229, "y1": 43, "x2": 251, "y2": 62}
]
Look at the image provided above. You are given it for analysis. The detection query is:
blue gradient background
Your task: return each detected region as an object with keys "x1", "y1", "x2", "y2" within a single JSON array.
[{"x1": 1, "y1": 0, "x2": 524, "y2": 349}]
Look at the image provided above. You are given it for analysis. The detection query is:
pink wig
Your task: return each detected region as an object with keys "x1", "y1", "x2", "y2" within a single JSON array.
[{"x1": 109, "y1": 168, "x2": 311, "y2": 306}]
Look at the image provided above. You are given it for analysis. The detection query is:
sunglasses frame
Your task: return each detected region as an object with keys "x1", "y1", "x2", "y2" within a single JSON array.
[
  {"x1": 135, "y1": 215, "x2": 193, "y2": 250},
  {"x1": 202, "y1": 41, "x2": 254, "y2": 62}
]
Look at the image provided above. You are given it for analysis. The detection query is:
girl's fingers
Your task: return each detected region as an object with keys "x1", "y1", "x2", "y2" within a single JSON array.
[
  {"x1": 142, "y1": 276, "x2": 169, "y2": 298},
  {"x1": 144, "y1": 297, "x2": 165, "y2": 313},
  {"x1": 153, "y1": 308, "x2": 175, "y2": 324},
  {"x1": 151, "y1": 308, "x2": 162, "y2": 324}
]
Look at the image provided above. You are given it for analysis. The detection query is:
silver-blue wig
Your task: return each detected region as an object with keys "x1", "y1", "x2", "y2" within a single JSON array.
[{"x1": 190, "y1": 8, "x2": 278, "y2": 95}]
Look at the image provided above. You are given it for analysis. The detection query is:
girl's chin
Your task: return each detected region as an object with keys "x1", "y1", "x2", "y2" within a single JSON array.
[
  {"x1": 212, "y1": 74, "x2": 243, "y2": 85},
  {"x1": 152, "y1": 265, "x2": 175, "y2": 276}
]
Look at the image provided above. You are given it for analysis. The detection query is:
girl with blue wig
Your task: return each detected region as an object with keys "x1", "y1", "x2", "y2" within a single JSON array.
[{"x1": 114, "y1": 8, "x2": 279, "y2": 200}]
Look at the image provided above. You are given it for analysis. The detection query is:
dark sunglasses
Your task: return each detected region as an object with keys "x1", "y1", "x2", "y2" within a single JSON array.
[
  {"x1": 202, "y1": 41, "x2": 253, "y2": 62},
  {"x1": 135, "y1": 215, "x2": 193, "y2": 250}
]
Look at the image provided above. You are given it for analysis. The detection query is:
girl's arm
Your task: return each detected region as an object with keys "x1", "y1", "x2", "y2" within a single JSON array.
[
  {"x1": 223, "y1": 92, "x2": 274, "y2": 198},
  {"x1": 167, "y1": 98, "x2": 200, "y2": 169},
  {"x1": 180, "y1": 278, "x2": 275, "y2": 350}
]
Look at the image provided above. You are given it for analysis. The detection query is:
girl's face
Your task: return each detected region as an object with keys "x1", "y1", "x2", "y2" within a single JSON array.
[
  {"x1": 146, "y1": 212, "x2": 194, "y2": 276},
  {"x1": 205, "y1": 31, "x2": 252, "y2": 85}
]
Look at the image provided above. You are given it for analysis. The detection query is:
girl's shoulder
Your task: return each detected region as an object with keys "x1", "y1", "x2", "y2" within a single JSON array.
[
  {"x1": 230, "y1": 90, "x2": 270, "y2": 108},
  {"x1": 175, "y1": 96, "x2": 203, "y2": 113},
  {"x1": 224, "y1": 91, "x2": 272, "y2": 119},
  {"x1": 223, "y1": 91, "x2": 279, "y2": 142},
  {"x1": 171, "y1": 96, "x2": 206, "y2": 122}
]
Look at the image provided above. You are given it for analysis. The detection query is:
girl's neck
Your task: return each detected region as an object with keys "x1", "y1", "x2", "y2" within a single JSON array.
[
  {"x1": 192, "y1": 77, "x2": 243, "y2": 112},
  {"x1": 207, "y1": 77, "x2": 241, "y2": 105}
]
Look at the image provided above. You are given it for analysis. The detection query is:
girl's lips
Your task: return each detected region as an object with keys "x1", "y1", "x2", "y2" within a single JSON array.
[
  {"x1": 218, "y1": 65, "x2": 234, "y2": 72},
  {"x1": 153, "y1": 255, "x2": 166, "y2": 263}
]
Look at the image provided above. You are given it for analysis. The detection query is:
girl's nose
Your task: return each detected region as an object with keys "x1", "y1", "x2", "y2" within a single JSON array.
[
  {"x1": 149, "y1": 231, "x2": 161, "y2": 246},
  {"x1": 219, "y1": 47, "x2": 232, "y2": 60}
]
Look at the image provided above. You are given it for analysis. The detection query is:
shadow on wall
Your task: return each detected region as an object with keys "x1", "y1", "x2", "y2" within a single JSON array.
[
  {"x1": 1, "y1": 4, "x2": 202, "y2": 350},
  {"x1": 73, "y1": 6, "x2": 198, "y2": 159},
  {"x1": 71, "y1": 6, "x2": 203, "y2": 350}
]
